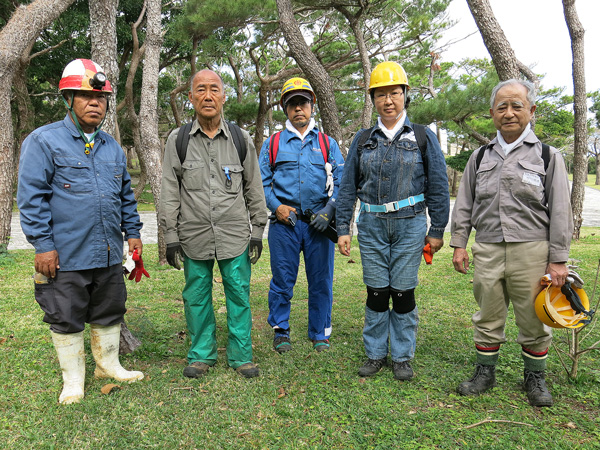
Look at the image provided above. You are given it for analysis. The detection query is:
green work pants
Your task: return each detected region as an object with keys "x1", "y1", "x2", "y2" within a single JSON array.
[{"x1": 182, "y1": 250, "x2": 253, "y2": 369}]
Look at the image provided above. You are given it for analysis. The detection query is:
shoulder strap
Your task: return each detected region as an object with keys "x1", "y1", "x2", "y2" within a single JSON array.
[
  {"x1": 176, "y1": 121, "x2": 193, "y2": 165},
  {"x1": 412, "y1": 124, "x2": 428, "y2": 175},
  {"x1": 226, "y1": 120, "x2": 247, "y2": 164},
  {"x1": 475, "y1": 144, "x2": 491, "y2": 171},
  {"x1": 269, "y1": 131, "x2": 283, "y2": 168},
  {"x1": 474, "y1": 143, "x2": 551, "y2": 172},
  {"x1": 541, "y1": 143, "x2": 550, "y2": 171},
  {"x1": 357, "y1": 127, "x2": 373, "y2": 152},
  {"x1": 317, "y1": 131, "x2": 330, "y2": 164}
]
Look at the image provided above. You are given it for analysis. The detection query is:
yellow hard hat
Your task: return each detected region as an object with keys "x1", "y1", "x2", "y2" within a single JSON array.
[
  {"x1": 369, "y1": 61, "x2": 409, "y2": 93},
  {"x1": 280, "y1": 77, "x2": 316, "y2": 107},
  {"x1": 534, "y1": 282, "x2": 593, "y2": 329}
]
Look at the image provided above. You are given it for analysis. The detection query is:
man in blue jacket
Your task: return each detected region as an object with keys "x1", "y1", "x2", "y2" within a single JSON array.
[
  {"x1": 17, "y1": 59, "x2": 145, "y2": 404},
  {"x1": 259, "y1": 78, "x2": 344, "y2": 354}
]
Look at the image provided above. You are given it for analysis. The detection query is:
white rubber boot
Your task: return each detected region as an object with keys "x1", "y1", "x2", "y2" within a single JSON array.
[
  {"x1": 51, "y1": 331, "x2": 85, "y2": 404},
  {"x1": 90, "y1": 323, "x2": 144, "y2": 383}
]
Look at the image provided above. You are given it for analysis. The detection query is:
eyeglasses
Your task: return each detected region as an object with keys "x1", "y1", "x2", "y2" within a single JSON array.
[{"x1": 374, "y1": 91, "x2": 403, "y2": 102}]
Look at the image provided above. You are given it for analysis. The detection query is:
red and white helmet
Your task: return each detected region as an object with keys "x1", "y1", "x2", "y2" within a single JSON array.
[{"x1": 59, "y1": 58, "x2": 112, "y2": 93}]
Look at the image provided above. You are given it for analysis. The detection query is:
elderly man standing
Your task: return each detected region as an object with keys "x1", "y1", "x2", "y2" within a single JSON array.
[
  {"x1": 160, "y1": 69, "x2": 267, "y2": 379},
  {"x1": 18, "y1": 59, "x2": 145, "y2": 404},
  {"x1": 259, "y1": 78, "x2": 344, "y2": 354},
  {"x1": 451, "y1": 79, "x2": 573, "y2": 407}
]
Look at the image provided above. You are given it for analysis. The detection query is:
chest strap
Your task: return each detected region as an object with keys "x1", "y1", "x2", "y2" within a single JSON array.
[{"x1": 360, "y1": 194, "x2": 425, "y2": 213}]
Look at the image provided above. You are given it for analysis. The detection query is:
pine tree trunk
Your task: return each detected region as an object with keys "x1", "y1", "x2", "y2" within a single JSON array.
[
  {"x1": 563, "y1": 0, "x2": 587, "y2": 240},
  {"x1": 0, "y1": 0, "x2": 76, "y2": 252}
]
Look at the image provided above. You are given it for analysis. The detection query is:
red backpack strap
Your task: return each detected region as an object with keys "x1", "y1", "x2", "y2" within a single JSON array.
[
  {"x1": 269, "y1": 131, "x2": 282, "y2": 168},
  {"x1": 317, "y1": 131, "x2": 330, "y2": 164}
]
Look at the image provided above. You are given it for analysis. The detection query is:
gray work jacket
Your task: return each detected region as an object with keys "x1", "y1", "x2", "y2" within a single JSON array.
[
  {"x1": 159, "y1": 119, "x2": 267, "y2": 261},
  {"x1": 450, "y1": 131, "x2": 573, "y2": 263}
]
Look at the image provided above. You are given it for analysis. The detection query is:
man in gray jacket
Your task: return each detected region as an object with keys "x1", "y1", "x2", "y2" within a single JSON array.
[
  {"x1": 450, "y1": 79, "x2": 573, "y2": 407},
  {"x1": 160, "y1": 69, "x2": 267, "y2": 379}
]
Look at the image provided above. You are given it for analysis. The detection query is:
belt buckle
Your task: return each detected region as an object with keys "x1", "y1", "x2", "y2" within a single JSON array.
[
  {"x1": 383, "y1": 201, "x2": 396, "y2": 213},
  {"x1": 407, "y1": 196, "x2": 416, "y2": 206}
]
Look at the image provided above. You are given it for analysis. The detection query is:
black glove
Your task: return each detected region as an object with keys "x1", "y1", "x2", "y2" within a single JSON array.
[
  {"x1": 288, "y1": 210, "x2": 297, "y2": 227},
  {"x1": 249, "y1": 238, "x2": 263, "y2": 264},
  {"x1": 166, "y1": 243, "x2": 185, "y2": 270},
  {"x1": 310, "y1": 200, "x2": 335, "y2": 232}
]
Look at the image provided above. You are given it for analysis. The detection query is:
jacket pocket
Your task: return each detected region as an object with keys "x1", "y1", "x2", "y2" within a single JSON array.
[
  {"x1": 181, "y1": 160, "x2": 205, "y2": 191},
  {"x1": 513, "y1": 160, "x2": 544, "y2": 203},
  {"x1": 475, "y1": 161, "x2": 498, "y2": 200},
  {"x1": 98, "y1": 161, "x2": 125, "y2": 196},
  {"x1": 53, "y1": 157, "x2": 93, "y2": 193},
  {"x1": 222, "y1": 164, "x2": 244, "y2": 192}
]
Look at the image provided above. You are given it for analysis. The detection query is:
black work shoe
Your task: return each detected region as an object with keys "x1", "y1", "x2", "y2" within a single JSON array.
[
  {"x1": 392, "y1": 360, "x2": 414, "y2": 380},
  {"x1": 312, "y1": 339, "x2": 330, "y2": 352},
  {"x1": 457, "y1": 364, "x2": 496, "y2": 395},
  {"x1": 523, "y1": 370, "x2": 553, "y2": 407},
  {"x1": 236, "y1": 362, "x2": 260, "y2": 378},
  {"x1": 358, "y1": 358, "x2": 387, "y2": 377},
  {"x1": 183, "y1": 361, "x2": 210, "y2": 378},
  {"x1": 273, "y1": 336, "x2": 291, "y2": 353}
]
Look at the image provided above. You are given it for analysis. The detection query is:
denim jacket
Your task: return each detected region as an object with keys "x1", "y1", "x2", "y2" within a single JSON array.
[
  {"x1": 336, "y1": 117, "x2": 449, "y2": 238},
  {"x1": 17, "y1": 116, "x2": 142, "y2": 271}
]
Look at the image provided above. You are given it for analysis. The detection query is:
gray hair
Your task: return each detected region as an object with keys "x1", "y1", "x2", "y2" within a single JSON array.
[
  {"x1": 189, "y1": 69, "x2": 225, "y2": 92},
  {"x1": 490, "y1": 79, "x2": 536, "y2": 109}
]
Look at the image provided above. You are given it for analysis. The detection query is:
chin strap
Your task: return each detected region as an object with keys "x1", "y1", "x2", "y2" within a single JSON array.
[{"x1": 62, "y1": 92, "x2": 107, "y2": 154}]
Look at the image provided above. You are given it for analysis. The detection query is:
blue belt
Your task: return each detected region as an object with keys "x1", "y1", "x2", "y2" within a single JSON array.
[{"x1": 360, "y1": 193, "x2": 425, "y2": 213}]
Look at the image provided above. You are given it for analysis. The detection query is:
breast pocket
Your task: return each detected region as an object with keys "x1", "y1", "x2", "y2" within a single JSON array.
[
  {"x1": 98, "y1": 161, "x2": 125, "y2": 196},
  {"x1": 222, "y1": 164, "x2": 244, "y2": 193},
  {"x1": 181, "y1": 160, "x2": 205, "y2": 191},
  {"x1": 53, "y1": 157, "x2": 93, "y2": 193},
  {"x1": 513, "y1": 160, "x2": 544, "y2": 203},
  {"x1": 475, "y1": 161, "x2": 499, "y2": 200}
]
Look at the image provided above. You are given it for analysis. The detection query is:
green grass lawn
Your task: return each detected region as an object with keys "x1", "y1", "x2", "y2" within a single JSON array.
[{"x1": 1, "y1": 231, "x2": 600, "y2": 449}]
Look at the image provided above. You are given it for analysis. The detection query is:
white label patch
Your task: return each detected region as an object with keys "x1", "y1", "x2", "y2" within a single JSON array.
[{"x1": 522, "y1": 171, "x2": 541, "y2": 186}]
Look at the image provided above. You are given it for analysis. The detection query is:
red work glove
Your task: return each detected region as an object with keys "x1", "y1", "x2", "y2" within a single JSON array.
[
  {"x1": 423, "y1": 243, "x2": 433, "y2": 265},
  {"x1": 128, "y1": 249, "x2": 150, "y2": 282}
]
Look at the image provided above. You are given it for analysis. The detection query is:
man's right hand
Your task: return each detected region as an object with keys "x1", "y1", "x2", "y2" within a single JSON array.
[
  {"x1": 35, "y1": 250, "x2": 60, "y2": 278},
  {"x1": 275, "y1": 205, "x2": 298, "y2": 226},
  {"x1": 166, "y1": 243, "x2": 185, "y2": 270},
  {"x1": 452, "y1": 248, "x2": 470, "y2": 274}
]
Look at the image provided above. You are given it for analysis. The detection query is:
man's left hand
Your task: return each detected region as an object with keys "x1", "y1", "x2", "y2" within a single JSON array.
[
  {"x1": 425, "y1": 236, "x2": 443, "y2": 254},
  {"x1": 249, "y1": 238, "x2": 263, "y2": 264},
  {"x1": 547, "y1": 262, "x2": 568, "y2": 287},
  {"x1": 310, "y1": 200, "x2": 335, "y2": 232},
  {"x1": 128, "y1": 238, "x2": 143, "y2": 257}
]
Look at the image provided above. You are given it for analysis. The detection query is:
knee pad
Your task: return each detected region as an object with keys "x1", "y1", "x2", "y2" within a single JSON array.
[
  {"x1": 366, "y1": 286, "x2": 390, "y2": 312},
  {"x1": 391, "y1": 288, "x2": 415, "y2": 314}
]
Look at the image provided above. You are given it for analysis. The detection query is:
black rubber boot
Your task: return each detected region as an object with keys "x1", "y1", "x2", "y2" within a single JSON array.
[
  {"x1": 523, "y1": 370, "x2": 553, "y2": 407},
  {"x1": 457, "y1": 364, "x2": 496, "y2": 395}
]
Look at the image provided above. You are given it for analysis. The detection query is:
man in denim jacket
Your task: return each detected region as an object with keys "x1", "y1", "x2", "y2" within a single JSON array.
[
  {"x1": 337, "y1": 61, "x2": 450, "y2": 380},
  {"x1": 451, "y1": 79, "x2": 573, "y2": 407},
  {"x1": 259, "y1": 78, "x2": 344, "y2": 354},
  {"x1": 18, "y1": 59, "x2": 144, "y2": 404}
]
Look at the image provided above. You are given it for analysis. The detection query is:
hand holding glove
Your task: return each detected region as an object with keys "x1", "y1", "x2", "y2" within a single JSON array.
[
  {"x1": 128, "y1": 249, "x2": 150, "y2": 282},
  {"x1": 422, "y1": 243, "x2": 433, "y2": 265},
  {"x1": 249, "y1": 238, "x2": 263, "y2": 264},
  {"x1": 166, "y1": 243, "x2": 185, "y2": 270},
  {"x1": 310, "y1": 199, "x2": 335, "y2": 232}
]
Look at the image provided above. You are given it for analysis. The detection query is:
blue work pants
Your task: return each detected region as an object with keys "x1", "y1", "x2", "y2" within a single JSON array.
[{"x1": 267, "y1": 220, "x2": 334, "y2": 341}]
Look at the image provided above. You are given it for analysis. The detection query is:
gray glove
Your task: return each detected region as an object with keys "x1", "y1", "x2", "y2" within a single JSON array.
[
  {"x1": 310, "y1": 200, "x2": 335, "y2": 232},
  {"x1": 166, "y1": 243, "x2": 185, "y2": 270},
  {"x1": 249, "y1": 238, "x2": 263, "y2": 264}
]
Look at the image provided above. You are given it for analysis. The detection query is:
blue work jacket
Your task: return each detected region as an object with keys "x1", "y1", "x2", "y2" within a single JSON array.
[
  {"x1": 259, "y1": 127, "x2": 344, "y2": 214},
  {"x1": 17, "y1": 116, "x2": 142, "y2": 271},
  {"x1": 336, "y1": 118, "x2": 450, "y2": 238}
]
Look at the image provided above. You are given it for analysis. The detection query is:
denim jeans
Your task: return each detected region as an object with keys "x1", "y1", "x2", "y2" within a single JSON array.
[
  {"x1": 357, "y1": 211, "x2": 425, "y2": 361},
  {"x1": 363, "y1": 306, "x2": 418, "y2": 362},
  {"x1": 356, "y1": 211, "x2": 427, "y2": 290}
]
